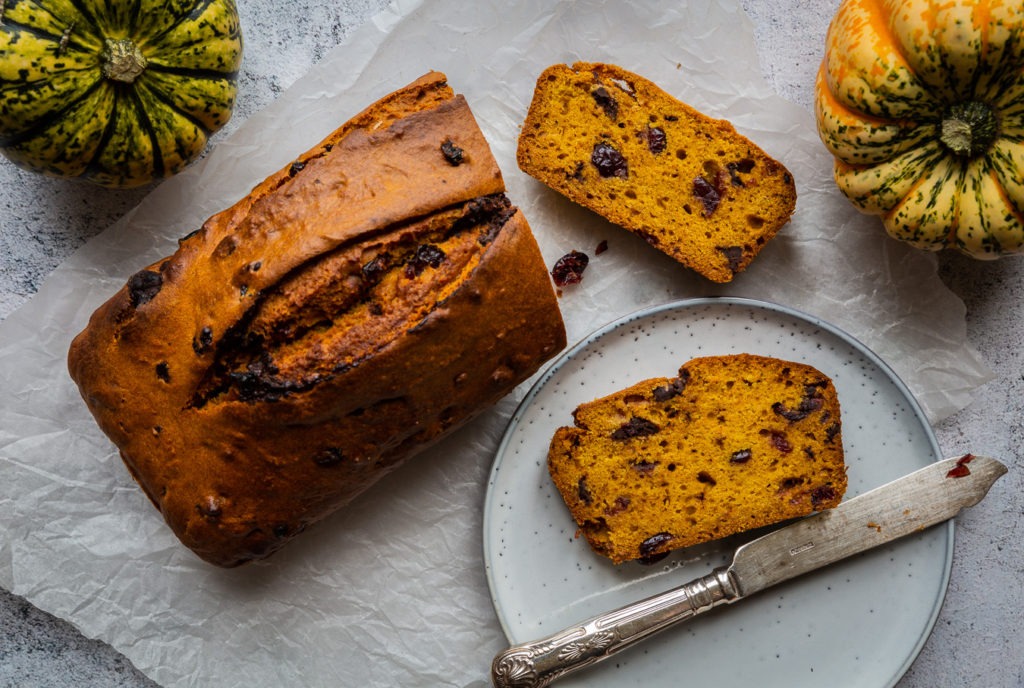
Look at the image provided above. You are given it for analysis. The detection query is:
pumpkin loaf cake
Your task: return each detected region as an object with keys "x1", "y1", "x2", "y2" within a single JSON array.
[
  {"x1": 547, "y1": 354, "x2": 846, "y2": 564},
  {"x1": 68, "y1": 72, "x2": 567, "y2": 567},
  {"x1": 517, "y1": 62, "x2": 797, "y2": 283}
]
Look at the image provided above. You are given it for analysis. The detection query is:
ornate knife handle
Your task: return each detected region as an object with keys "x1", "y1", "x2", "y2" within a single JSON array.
[{"x1": 491, "y1": 567, "x2": 740, "y2": 688}]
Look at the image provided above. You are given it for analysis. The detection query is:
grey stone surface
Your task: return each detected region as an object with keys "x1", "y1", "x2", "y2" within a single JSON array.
[{"x1": 1, "y1": 1, "x2": 1020, "y2": 686}]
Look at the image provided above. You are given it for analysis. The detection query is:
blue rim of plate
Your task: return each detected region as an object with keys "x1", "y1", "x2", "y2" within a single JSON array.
[{"x1": 482, "y1": 296, "x2": 953, "y2": 688}]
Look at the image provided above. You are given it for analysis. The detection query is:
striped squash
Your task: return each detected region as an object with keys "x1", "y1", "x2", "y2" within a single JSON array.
[
  {"x1": 0, "y1": 0, "x2": 243, "y2": 188},
  {"x1": 815, "y1": 0, "x2": 1024, "y2": 258}
]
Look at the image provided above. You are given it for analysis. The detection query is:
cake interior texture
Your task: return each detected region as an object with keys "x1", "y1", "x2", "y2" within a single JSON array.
[
  {"x1": 517, "y1": 62, "x2": 797, "y2": 283},
  {"x1": 547, "y1": 354, "x2": 847, "y2": 564}
]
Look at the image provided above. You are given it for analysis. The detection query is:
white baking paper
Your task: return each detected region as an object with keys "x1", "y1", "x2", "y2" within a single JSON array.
[{"x1": 0, "y1": 0, "x2": 994, "y2": 686}]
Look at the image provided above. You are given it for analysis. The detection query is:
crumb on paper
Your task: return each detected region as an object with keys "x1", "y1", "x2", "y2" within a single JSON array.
[{"x1": 551, "y1": 250, "x2": 589, "y2": 287}]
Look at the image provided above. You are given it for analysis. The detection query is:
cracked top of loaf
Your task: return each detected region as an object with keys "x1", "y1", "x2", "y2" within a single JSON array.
[{"x1": 68, "y1": 72, "x2": 566, "y2": 567}]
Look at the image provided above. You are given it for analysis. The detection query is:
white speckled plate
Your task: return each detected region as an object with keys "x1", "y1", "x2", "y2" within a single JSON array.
[{"x1": 483, "y1": 298, "x2": 951, "y2": 688}]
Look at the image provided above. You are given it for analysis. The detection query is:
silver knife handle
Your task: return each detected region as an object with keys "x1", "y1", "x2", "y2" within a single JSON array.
[{"x1": 491, "y1": 567, "x2": 740, "y2": 688}]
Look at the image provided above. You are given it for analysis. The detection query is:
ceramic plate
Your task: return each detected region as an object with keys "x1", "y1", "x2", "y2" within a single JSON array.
[{"x1": 483, "y1": 298, "x2": 951, "y2": 688}]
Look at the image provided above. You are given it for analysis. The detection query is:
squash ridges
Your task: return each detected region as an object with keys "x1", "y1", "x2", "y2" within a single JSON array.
[
  {"x1": 137, "y1": 78, "x2": 214, "y2": 137},
  {"x1": 125, "y1": 0, "x2": 143, "y2": 37},
  {"x1": 127, "y1": 87, "x2": 164, "y2": 180},
  {"x1": 63, "y1": 0, "x2": 100, "y2": 38},
  {"x1": 1, "y1": 0, "x2": 241, "y2": 186},
  {"x1": 146, "y1": 63, "x2": 240, "y2": 81},
  {"x1": 818, "y1": 0, "x2": 1024, "y2": 257},
  {"x1": 1, "y1": 16, "x2": 70, "y2": 45},
  {"x1": 82, "y1": 88, "x2": 120, "y2": 179},
  {"x1": 0, "y1": 80, "x2": 102, "y2": 147},
  {"x1": 142, "y1": 0, "x2": 223, "y2": 49}
]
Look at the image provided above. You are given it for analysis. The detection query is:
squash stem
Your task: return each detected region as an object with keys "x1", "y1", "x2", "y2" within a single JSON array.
[
  {"x1": 940, "y1": 102, "x2": 998, "y2": 158},
  {"x1": 102, "y1": 38, "x2": 148, "y2": 84}
]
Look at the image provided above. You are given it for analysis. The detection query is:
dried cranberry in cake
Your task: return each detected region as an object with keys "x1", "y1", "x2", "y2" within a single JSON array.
[
  {"x1": 773, "y1": 381, "x2": 830, "y2": 421},
  {"x1": 547, "y1": 354, "x2": 846, "y2": 564},
  {"x1": 693, "y1": 175, "x2": 722, "y2": 216},
  {"x1": 404, "y1": 244, "x2": 447, "y2": 278},
  {"x1": 763, "y1": 429, "x2": 794, "y2": 453},
  {"x1": 192, "y1": 326, "x2": 214, "y2": 354},
  {"x1": 440, "y1": 138, "x2": 464, "y2": 165},
  {"x1": 639, "y1": 125, "x2": 667, "y2": 154},
  {"x1": 591, "y1": 141, "x2": 628, "y2": 178},
  {"x1": 717, "y1": 246, "x2": 745, "y2": 274},
  {"x1": 155, "y1": 362, "x2": 171, "y2": 383},
  {"x1": 697, "y1": 471, "x2": 716, "y2": 485},
  {"x1": 730, "y1": 448, "x2": 753, "y2": 464},
  {"x1": 631, "y1": 459, "x2": 659, "y2": 475},
  {"x1": 779, "y1": 476, "x2": 805, "y2": 492},
  {"x1": 362, "y1": 255, "x2": 388, "y2": 282},
  {"x1": 825, "y1": 422, "x2": 841, "y2": 444},
  {"x1": 605, "y1": 495, "x2": 631, "y2": 516},
  {"x1": 727, "y1": 158, "x2": 756, "y2": 186},
  {"x1": 577, "y1": 477, "x2": 592, "y2": 504},
  {"x1": 811, "y1": 485, "x2": 838, "y2": 506},
  {"x1": 590, "y1": 86, "x2": 619, "y2": 119},
  {"x1": 639, "y1": 532, "x2": 673, "y2": 558},
  {"x1": 610, "y1": 416, "x2": 659, "y2": 440},
  {"x1": 652, "y1": 375, "x2": 687, "y2": 401},
  {"x1": 128, "y1": 269, "x2": 163, "y2": 307}
]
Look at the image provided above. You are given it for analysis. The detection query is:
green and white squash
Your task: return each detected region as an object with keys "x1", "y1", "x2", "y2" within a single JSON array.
[
  {"x1": 815, "y1": 0, "x2": 1024, "y2": 258},
  {"x1": 0, "y1": 0, "x2": 243, "y2": 188}
]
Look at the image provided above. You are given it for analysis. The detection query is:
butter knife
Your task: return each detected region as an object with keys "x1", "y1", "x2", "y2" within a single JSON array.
[{"x1": 491, "y1": 454, "x2": 1007, "y2": 688}]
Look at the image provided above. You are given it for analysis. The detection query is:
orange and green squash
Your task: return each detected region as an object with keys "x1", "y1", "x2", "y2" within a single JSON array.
[
  {"x1": 0, "y1": 0, "x2": 243, "y2": 188},
  {"x1": 815, "y1": 0, "x2": 1024, "y2": 258}
]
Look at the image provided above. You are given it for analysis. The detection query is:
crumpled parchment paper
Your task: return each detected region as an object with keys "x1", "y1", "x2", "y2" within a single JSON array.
[{"x1": 0, "y1": 0, "x2": 993, "y2": 686}]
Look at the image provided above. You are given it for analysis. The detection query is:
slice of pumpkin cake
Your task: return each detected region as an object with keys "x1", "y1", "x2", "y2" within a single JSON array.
[
  {"x1": 517, "y1": 62, "x2": 797, "y2": 283},
  {"x1": 547, "y1": 354, "x2": 846, "y2": 564}
]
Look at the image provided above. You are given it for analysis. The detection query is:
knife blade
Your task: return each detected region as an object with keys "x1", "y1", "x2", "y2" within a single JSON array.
[{"x1": 490, "y1": 454, "x2": 1007, "y2": 688}]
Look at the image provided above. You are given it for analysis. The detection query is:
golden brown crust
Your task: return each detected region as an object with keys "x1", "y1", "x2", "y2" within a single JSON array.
[
  {"x1": 547, "y1": 354, "x2": 846, "y2": 564},
  {"x1": 517, "y1": 62, "x2": 797, "y2": 283},
  {"x1": 68, "y1": 72, "x2": 566, "y2": 567}
]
